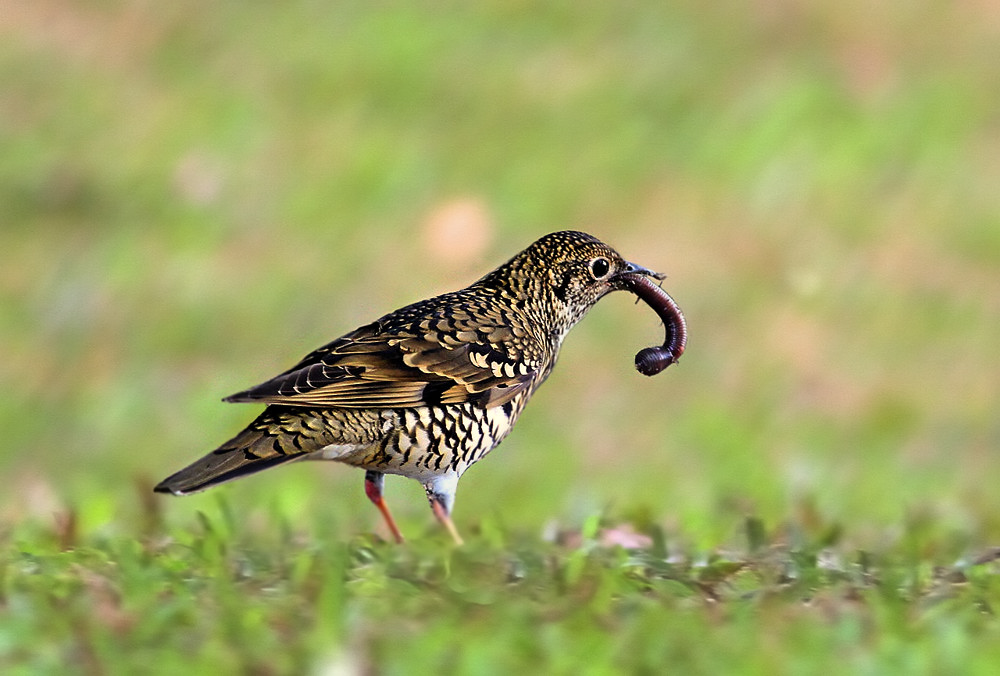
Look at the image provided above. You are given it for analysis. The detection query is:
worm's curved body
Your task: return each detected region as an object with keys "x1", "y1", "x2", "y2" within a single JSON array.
[{"x1": 616, "y1": 274, "x2": 687, "y2": 376}]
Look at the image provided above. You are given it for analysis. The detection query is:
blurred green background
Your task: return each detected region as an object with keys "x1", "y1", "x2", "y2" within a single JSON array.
[{"x1": 3, "y1": 0, "x2": 1000, "y2": 592}]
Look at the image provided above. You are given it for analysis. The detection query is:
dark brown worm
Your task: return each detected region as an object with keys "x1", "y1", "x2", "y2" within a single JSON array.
[{"x1": 617, "y1": 273, "x2": 687, "y2": 376}]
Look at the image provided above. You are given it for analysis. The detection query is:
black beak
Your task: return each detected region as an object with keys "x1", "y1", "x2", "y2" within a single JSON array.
[{"x1": 621, "y1": 260, "x2": 666, "y2": 281}]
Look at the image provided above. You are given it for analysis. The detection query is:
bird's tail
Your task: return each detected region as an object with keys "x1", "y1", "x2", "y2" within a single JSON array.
[{"x1": 154, "y1": 407, "x2": 324, "y2": 496}]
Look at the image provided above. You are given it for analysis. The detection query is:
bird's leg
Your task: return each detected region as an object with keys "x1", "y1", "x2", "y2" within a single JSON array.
[
  {"x1": 364, "y1": 471, "x2": 405, "y2": 544},
  {"x1": 429, "y1": 499, "x2": 464, "y2": 546},
  {"x1": 424, "y1": 475, "x2": 464, "y2": 545}
]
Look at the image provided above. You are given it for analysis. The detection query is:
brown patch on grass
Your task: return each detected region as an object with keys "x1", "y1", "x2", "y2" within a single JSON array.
[
  {"x1": 764, "y1": 307, "x2": 872, "y2": 419},
  {"x1": 420, "y1": 197, "x2": 494, "y2": 269},
  {"x1": 0, "y1": 0, "x2": 162, "y2": 70}
]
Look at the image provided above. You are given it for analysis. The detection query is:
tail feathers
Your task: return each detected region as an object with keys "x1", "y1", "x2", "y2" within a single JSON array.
[
  {"x1": 154, "y1": 449, "x2": 300, "y2": 495},
  {"x1": 155, "y1": 413, "x2": 307, "y2": 496}
]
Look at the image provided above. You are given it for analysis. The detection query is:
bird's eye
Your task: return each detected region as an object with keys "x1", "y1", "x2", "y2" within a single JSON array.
[{"x1": 589, "y1": 257, "x2": 611, "y2": 279}]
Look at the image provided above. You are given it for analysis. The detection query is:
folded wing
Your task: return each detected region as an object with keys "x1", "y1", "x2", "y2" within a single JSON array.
[{"x1": 223, "y1": 318, "x2": 538, "y2": 410}]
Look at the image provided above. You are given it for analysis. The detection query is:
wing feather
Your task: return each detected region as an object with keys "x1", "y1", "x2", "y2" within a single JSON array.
[{"x1": 224, "y1": 316, "x2": 539, "y2": 409}]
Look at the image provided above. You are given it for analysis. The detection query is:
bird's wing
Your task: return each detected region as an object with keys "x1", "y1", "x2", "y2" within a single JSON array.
[{"x1": 223, "y1": 318, "x2": 540, "y2": 410}]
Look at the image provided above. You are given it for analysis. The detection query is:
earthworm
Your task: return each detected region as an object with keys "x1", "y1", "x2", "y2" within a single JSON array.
[{"x1": 617, "y1": 273, "x2": 687, "y2": 376}]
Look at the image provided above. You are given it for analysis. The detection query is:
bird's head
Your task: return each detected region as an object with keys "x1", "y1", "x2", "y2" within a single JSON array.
[{"x1": 486, "y1": 230, "x2": 664, "y2": 330}]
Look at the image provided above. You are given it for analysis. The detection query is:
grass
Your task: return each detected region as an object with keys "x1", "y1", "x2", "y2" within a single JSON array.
[
  {"x1": 2, "y1": 0, "x2": 1000, "y2": 672},
  {"x1": 6, "y1": 502, "x2": 1000, "y2": 674}
]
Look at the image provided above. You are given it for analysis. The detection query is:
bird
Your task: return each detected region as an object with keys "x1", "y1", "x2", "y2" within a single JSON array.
[{"x1": 155, "y1": 230, "x2": 670, "y2": 544}]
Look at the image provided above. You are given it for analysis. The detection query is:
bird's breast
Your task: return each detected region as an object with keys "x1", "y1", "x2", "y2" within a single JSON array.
[{"x1": 344, "y1": 392, "x2": 531, "y2": 481}]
